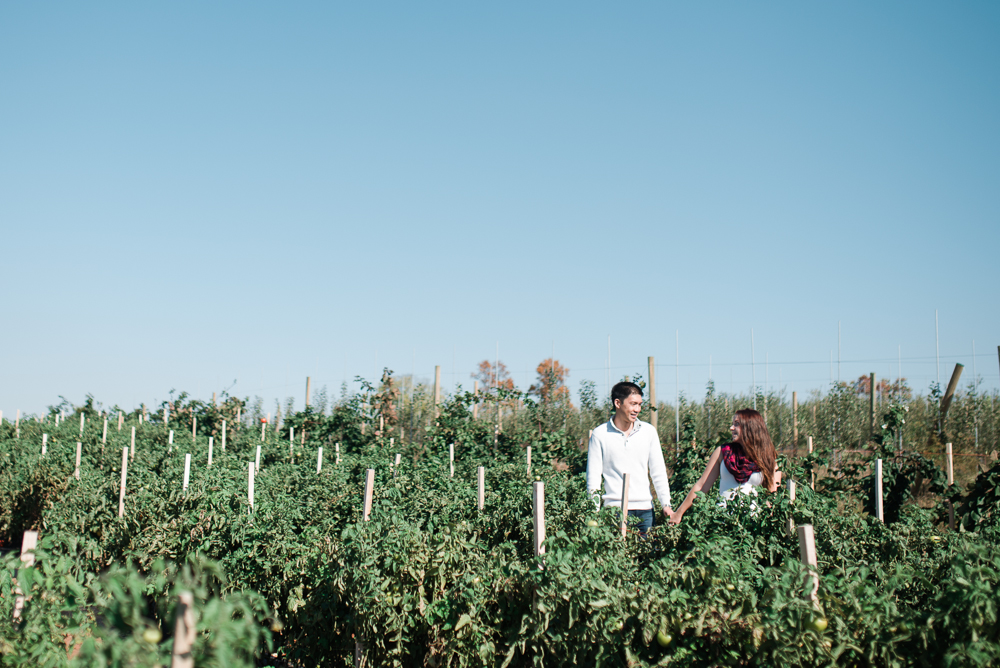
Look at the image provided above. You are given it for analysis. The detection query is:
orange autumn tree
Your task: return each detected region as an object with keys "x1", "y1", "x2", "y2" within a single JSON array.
[
  {"x1": 471, "y1": 360, "x2": 514, "y2": 391},
  {"x1": 529, "y1": 358, "x2": 571, "y2": 405}
]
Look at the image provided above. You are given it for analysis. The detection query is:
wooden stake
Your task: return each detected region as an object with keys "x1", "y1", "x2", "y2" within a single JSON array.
[
  {"x1": 648, "y1": 356, "x2": 657, "y2": 431},
  {"x1": 75, "y1": 442, "x2": 82, "y2": 480},
  {"x1": 163, "y1": 407, "x2": 168, "y2": 425},
  {"x1": 875, "y1": 459, "x2": 883, "y2": 522},
  {"x1": 317, "y1": 447, "x2": 324, "y2": 474},
  {"x1": 130, "y1": 427, "x2": 136, "y2": 461},
  {"x1": 620, "y1": 472, "x2": 631, "y2": 538},
  {"x1": 526, "y1": 446, "x2": 531, "y2": 474},
  {"x1": 792, "y1": 392, "x2": 798, "y2": 449},
  {"x1": 170, "y1": 592, "x2": 196, "y2": 668},
  {"x1": 13, "y1": 530, "x2": 39, "y2": 620},
  {"x1": 221, "y1": 420, "x2": 227, "y2": 451},
  {"x1": 118, "y1": 448, "x2": 128, "y2": 517},
  {"x1": 808, "y1": 435, "x2": 815, "y2": 490},
  {"x1": 191, "y1": 417, "x2": 197, "y2": 444},
  {"x1": 940, "y1": 364, "x2": 965, "y2": 421},
  {"x1": 946, "y1": 442, "x2": 955, "y2": 529},
  {"x1": 41, "y1": 433, "x2": 47, "y2": 456},
  {"x1": 362, "y1": 469, "x2": 375, "y2": 521},
  {"x1": 255, "y1": 445, "x2": 261, "y2": 474},
  {"x1": 118, "y1": 411, "x2": 123, "y2": 431},
  {"x1": 394, "y1": 452, "x2": 401, "y2": 468},
  {"x1": 15, "y1": 409, "x2": 20, "y2": 438},
  {"x1": 449, "y1": 443, "x2": 454, "y2": 478},
  {"x1": 870, "y1": 373, "x2": 877, "y2": 437},
  {"x1": 207, "y1": 437, "x2": 214, "y2": 467},
  {"x1": 305, "y1": 376, "x2": 311, "y2": 407},
  {"x1": 168, "y1": 430, "x2": 174, "y2": 453},
  {"x1": 796, "y1": 524, "x2": 819, "y2": 602},
  {"x1": 433, "y1": 366, "x2": 441, "y2": 416},
  {"x1": 236, "y1": 406, "x2": 241, "y2": 424},
  {"x1": 260, "y1": 418, "x2": 267, "y2": 442},
  {"x1": 336, "y1": 442, "x2": 341, "y2": 465},
  {"x1": 946, "y1": 442, "x2": 954, "y2": 486},
  {"x1": 183, "y1": 454, "x2": 191, "y2": 491},
  {"x1": 787, "y1": 479, "x2": 796, "y2": 534},
  {"x1": 477, "y1": 466, "x2": 485, "y2": 511},
  {"x1": 79, "y1": 413, "x2": 85, "y2": 437},
  {"x1": 533, "y1": 481, "x2": 546, "y2": 556},
  {"x1": 248, "y1": 462, "x2": 255, "y2": 510}
]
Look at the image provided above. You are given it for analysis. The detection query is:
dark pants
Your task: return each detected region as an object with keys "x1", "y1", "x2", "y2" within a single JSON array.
[{"x1": 627, "y1": 508, "x2": 654, "y2": 536}]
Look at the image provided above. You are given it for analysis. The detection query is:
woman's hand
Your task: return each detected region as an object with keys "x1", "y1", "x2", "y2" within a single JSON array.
[{"x1": 668, "y1": 510, "x2": 682, "y2": 525}]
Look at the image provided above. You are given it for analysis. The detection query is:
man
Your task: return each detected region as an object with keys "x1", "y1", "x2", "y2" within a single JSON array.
[{"x1": 586, "y1": 381, "x2": 672, "y2": 534}]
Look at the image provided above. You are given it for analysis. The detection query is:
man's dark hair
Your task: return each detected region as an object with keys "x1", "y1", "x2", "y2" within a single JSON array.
[{"x1": 611, "y1": 381, "x2": 643, "y2": 407}]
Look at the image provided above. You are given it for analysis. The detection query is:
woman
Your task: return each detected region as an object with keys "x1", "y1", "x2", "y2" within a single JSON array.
[{"x1": 669, "y1": 409, "x2": 781, "y2": 524}]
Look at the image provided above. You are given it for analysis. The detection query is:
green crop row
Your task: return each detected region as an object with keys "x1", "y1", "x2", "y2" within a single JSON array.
[{"x1": 0, "y1": 382, "x2": 998, "y2": 667}]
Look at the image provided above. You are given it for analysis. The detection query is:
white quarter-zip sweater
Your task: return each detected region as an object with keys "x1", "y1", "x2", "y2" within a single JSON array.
[{"x1": 586, "y1": 419, "x2": 671, "y2": 510}]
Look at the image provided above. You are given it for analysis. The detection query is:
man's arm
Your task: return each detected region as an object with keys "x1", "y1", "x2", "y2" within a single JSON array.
[
  {"x1": 647, "y1": 428, "x2": 672, "y2": 514},
  {"x1": 585, "y1": 430, "x2": 603, "y2": 510}
]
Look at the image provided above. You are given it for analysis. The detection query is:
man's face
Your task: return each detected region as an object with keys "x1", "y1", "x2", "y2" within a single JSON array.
[{"x1": 615, "y1": 392, "x2": 643, "y2": 423}]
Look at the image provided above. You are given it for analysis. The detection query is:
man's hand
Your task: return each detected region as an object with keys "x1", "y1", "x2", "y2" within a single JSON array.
[{"x1": 664, "y1": 506, "x2": 681, "y2": 525}]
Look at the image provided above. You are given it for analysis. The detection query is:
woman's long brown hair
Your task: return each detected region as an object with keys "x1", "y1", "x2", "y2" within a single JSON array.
[{"x1": 733, "y1": 409, "x2": 777, "y2": 492}]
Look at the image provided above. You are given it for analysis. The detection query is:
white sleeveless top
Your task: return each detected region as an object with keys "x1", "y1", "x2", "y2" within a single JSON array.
[{"x1": 718, "y1": 462, "x2": 764, "y2": 508}]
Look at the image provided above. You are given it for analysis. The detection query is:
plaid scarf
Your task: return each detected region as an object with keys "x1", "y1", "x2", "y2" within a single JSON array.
[{"x1": 721, "y1": 442, "x2": 760, "y2": 484}]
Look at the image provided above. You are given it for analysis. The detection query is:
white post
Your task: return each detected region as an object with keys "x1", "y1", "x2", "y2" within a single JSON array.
[
  {"x1": 13, "y1": 530, "x2": 39, "y2": 619},
  {"x1": 875, "y1": 459, "x2": 884, "y2": 522},
  {"x1": 118, "y1": 448, "x2": 128, "y2": 517},
  {"x1": 526, "y1": 446, "x2": 532, "y2": 475},
  {"x1": 477, "y1": 466, "x2": 485, "y2": 511},
  {"x1": 336, "y1": 442, "x2": 341, "y2": 464},
  {"x1": 260, "y1": 421, "x2": 266, "y2": 442},
  {"x1": 183, "y1": 454, "x2": 191, "y2": 491},
  {"x1": 317, "y1": 447, "x2": 324, "y2": 474},
  {"x1": 79, "y1": 413, "x2": 85, "y2": 437},
  {"x1": 118, "y1": 411, "x2": 123, "y2": 431},
  {"x1": 169, "y1": 430, "x2": 174, "y2": 453},
  {"x1": 75, "y1": 441, "x2": 82, "y2": 480},
  {"x1": 620, "y1": 472, "x2": 631, "y2": 538},
  {"x1": 797, "y1": 524, "x2": 819, "y2": 602},
  {"x1": 248, "y1": 462, "x2": 255, "y2": 510},
  {"x1": 15, "y1": 409, "x2": 20, "y2": 438},
  {"x1": 533, "y1": 481, "x2": 546, "y2": 556},
  {"x1": 787, "y1": 479, "x2": 797, "y2": 534},
  {"x1": 171, "y1": 592, "x2": 196, "y2": 668},
  {"x1": 102, "y1": 417, "x2": 108, "y2": 445},
  {"x1": 207, "y1": 437, "x2": 214, "y2": 467},
  {"x1": 130, "y1": 426, "x2": 136, "y2": 461},
  {"x1": 946, "y1": 442, "x2": 955, "y2": 529},
  {"x1": 191, "y1": 417, "x2": 196, "y2": 444},
  {"x1": 449, "y1": 443, "x2": 454, "y2": 478},
  {"x1": 363, "y1": 469, "x2": 375, "y2": 521},
  {"x1": 221, "y1": 420, "x2": 227, "y2": 451},
  {"x1": 41, "y1": 433, "x2": 47, "y2": 456},
  {"x1": 255, "y1": 444, "x2": 261, "y2": 474},
  {"x1": 163, "y1": 407, "x2": 168, "y2": 425}
]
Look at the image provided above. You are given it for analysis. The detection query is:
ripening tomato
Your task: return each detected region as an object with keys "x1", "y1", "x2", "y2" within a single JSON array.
[
  {"x1": 808, "y1": 617, "x2": 828, "y2": 633},
  {"x1": 656, "y1": 630, "x2": 673, "y2": 647}
]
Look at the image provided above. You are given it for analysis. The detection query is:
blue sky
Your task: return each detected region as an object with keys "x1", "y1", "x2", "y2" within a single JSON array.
[{"x1": 2, "y1": 2, "x2": 998, "y2": 415}]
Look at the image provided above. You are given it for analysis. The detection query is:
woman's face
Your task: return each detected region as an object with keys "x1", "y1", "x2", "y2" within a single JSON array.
[{"x1": 729, "y1": 416, "x2": 742, "y2": 443}]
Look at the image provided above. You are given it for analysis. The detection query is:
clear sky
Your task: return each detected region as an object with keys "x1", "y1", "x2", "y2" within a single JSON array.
[{"x1": 2, "y1": 2, "x2": 998, "y2": 416}]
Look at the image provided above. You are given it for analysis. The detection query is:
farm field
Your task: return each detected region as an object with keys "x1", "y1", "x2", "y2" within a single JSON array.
[{"x1": 1, "y1": 371, "x2": 999, "y2": 667}]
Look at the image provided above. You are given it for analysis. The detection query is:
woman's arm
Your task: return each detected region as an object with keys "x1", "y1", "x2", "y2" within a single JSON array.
[{"x1": 668, "y1": 447, "x2": 722, "y2": 524}]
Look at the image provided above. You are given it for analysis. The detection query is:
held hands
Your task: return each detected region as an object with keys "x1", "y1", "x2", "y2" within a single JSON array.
[{"x1": 664, "y1": 506, "x2": 681, "y2": 525}]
